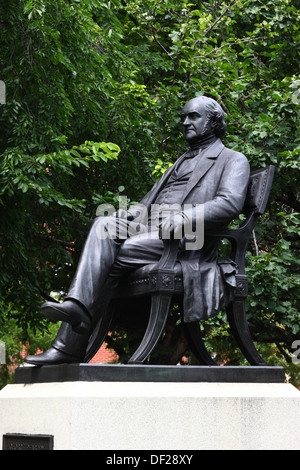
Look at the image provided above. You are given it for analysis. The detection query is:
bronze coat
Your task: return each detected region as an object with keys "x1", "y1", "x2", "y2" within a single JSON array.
[{"x1": 129, "y1": 138, "x2": 250, "y2": 321}]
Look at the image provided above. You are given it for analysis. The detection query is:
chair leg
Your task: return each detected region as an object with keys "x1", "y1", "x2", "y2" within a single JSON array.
[
  {"x1": 83, "y1": 307, "x2": 114, "y2": 363},
  {"x1": 128, "y1": 293, "x2": 172, "y2": 364},
  {"x1": 183, "y1": 322, "x2": 218, "y2": 366},
  {"x1": 226, "y1": 300, "x2": 266, "y2": 366}
]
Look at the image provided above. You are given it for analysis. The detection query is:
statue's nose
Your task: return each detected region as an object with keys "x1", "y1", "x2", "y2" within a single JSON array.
[{"x1": 183, "y1": 116, "x2": 191, "y2": 126}]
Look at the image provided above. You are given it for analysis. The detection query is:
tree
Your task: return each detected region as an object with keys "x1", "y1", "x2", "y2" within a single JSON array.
[
  {"x1": 0, "y1": 0, "x2": 156, "y2": 333},
  {"x1": 0, "y1": 0, "x2": 299, "y2": 385}
]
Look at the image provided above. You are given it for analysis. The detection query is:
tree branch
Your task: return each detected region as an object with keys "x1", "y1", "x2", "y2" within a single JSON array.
[
  {"x1": 36, "y1": 234, "x2": 76, "y2": 248},
  {"x1": 204, "y1": 0, "x2": 238, "y2": 37},
  {"x1": 151, "y1": 28, "x2": 173, "y2": 60},
  {"x1": 194, "y1": 37, "x2": 264, "y2": 60}
]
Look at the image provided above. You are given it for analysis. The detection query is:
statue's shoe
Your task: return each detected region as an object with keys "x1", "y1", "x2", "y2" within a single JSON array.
[
  {"x1": 24, "y1": 347, "x2": 82, "y2": 365},
  {"x1": 41, "y1": 300, "x2": 91, "y2": 335}
]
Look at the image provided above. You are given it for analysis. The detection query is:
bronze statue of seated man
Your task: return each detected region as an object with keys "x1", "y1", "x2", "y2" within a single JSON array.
[{"x1": 25, "y1": 96, "x2": 250, "y2": 365}]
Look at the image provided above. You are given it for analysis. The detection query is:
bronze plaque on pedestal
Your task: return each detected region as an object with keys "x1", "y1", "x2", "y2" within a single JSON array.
[{"x1": 3, "y1": 433, "x2": 53, "y2": 450}]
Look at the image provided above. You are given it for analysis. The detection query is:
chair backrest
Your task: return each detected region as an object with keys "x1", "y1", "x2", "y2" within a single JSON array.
[{"x1": 242, "y1": 165, "x2": 275, "y2": 216}]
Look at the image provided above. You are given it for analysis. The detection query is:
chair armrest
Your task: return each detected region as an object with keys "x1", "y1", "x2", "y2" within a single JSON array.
[
  {"x1": 156, "y1": 238, "x2": 181, "y2": 270},
  {"x1": 144, "y1": 238, "x2": 181, "y2": 294}
]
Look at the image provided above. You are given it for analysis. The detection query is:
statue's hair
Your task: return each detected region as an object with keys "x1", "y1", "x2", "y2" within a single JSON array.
[{"x1": 197, "y1": 96, "x2": 227, "y2": 139}]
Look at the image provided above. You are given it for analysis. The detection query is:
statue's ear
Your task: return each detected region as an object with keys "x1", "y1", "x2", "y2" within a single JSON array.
[
  {"x1": 210, "y1": 116, "x2": 218, "y2": 130},
  {"x1": 209, "y1": 113, "x2": 226, "y2": 139}
]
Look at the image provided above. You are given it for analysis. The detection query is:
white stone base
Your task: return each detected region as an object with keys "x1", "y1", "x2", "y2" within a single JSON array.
[{"x1": 0, "y1": 381, "x2": 299, "y2": 450}]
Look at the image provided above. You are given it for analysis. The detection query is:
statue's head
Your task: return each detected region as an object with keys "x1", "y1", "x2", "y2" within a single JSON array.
[{"x1": 181, "y1": 96, "x2": 226, "y2": 145}]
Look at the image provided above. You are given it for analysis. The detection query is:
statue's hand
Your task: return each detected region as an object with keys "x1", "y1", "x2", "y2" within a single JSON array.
[
  {"x1": 159, "y1": 212, "x2": 184, "y2": 240},
  {"x1": 113, "y1": 209, "x2": 135, "y2": 221}
]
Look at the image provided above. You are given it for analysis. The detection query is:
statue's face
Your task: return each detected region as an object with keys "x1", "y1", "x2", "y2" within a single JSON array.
[{"x1": 181, "y1": 98, "x2": 213, "y2": 144}]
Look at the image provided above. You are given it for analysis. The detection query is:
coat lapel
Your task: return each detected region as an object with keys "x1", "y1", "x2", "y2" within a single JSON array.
[
  {"x1": 140, "y1": 139, "x2": 225, "y2": 211},
  {"x1": 182, "y1": 139, "x2": 224, "y2": 201},
  {"x1": 140, "y1": 149, "x2": 191, "y2": 209}
]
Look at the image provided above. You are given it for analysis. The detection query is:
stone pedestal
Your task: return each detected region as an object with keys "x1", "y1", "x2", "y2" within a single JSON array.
[{"x1": 1, "y1": 364, "x2": 299, "y2": 450}]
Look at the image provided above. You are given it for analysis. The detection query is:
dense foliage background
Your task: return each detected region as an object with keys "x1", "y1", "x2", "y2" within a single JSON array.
[{"x1": 0, "y1": 0, "x2": 299, "y2": 387}]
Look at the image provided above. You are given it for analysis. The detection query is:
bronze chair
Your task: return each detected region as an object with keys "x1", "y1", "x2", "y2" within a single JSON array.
[{"x1": 84, "y1": 165, "x2": 275, "y2": 366}]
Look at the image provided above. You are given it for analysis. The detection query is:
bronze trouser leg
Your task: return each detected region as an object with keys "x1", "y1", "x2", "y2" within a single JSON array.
[
  {"x1": 52, "y1": 216, "x2": 123, "y2": 357},
  {"x1": 52, "y1": 219, "x2": 164, "y2": 358}
]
